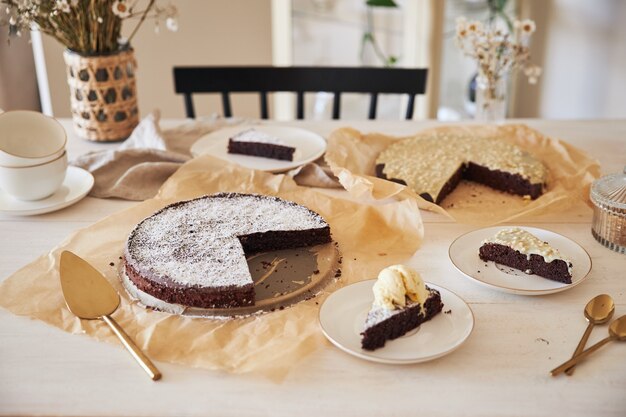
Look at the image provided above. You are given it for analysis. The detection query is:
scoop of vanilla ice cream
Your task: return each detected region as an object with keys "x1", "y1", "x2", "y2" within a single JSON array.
[{"x1": 372, "y1": 265, "x2": 429, "y2": 310}]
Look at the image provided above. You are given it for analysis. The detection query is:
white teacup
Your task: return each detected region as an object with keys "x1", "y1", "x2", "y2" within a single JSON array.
[
  {"x1": 0, "y1": 151, "x2": 68, "y2": 200},
  {"x1": 0, "y1": 110, "x2": 66, "y2": 167}
]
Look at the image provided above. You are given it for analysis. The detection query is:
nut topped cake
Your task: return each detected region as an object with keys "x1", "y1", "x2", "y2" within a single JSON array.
[
  {"x1": 123, "y1": 193, "x2": 332, "y2": 309},
  {"x1": 375, "y1": 133, "x2": 547, "y2": 204},
  {"x1": 479, "y1": 228, "x2": 573, "y2": 283},
  {"x1": 361, "y1": 265, "x2": 443, "y2": 351},
  {"x1": 228, "y1": 128, "x2": 296, "y2": 161}
]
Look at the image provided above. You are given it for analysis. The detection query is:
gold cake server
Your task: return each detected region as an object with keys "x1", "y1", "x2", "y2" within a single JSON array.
[{"x1": 59, "y1": 251, "x2": 162, "y2": 381}]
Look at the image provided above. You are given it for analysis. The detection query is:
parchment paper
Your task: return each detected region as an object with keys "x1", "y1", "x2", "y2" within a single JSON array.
[
  {"x1": 0, "y1": 155, "x2": 424, "y2": 379},
  {"x1": 325, "y1": 124, "x2": 601, "y2": 224}
]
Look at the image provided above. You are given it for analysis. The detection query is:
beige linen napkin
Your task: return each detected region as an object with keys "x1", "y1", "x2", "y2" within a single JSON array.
[{"x1": 71, "y1": 111, "x2": 340, "y2": 200}]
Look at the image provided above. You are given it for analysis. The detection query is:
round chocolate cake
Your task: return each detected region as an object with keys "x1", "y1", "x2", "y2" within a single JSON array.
[
  {"x1": 123, "y1": 193, "x2": 332, "y2": 309},
  {"x1": 376, "y1": 133, "x2": 548, "y2": 204}
]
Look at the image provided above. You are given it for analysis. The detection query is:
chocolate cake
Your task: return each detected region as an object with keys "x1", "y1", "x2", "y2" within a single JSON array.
[
  {"x1": 478, "y1": 228, "x2": 573, "y2": 284},
  {"x1": 361, "y1": 265, "x2": 444, "y2": 351},
  {"x1": 375, "y1": 133, "x2": 547, "y2": 204},
  {"x1": 228, "y1": 128, "x2": 296, "y2": 161},
  {"x1": 123, "y1": 193, "x2": 332, "y2": 309}
]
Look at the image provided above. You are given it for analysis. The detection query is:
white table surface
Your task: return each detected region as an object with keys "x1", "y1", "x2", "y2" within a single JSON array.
[{"x1": 1, "y1": 119, "x2": 625, "y2": 417}]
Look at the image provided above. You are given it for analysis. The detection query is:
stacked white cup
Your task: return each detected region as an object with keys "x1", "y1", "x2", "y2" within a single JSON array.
[{"x1": 0, "y1": 111, "x2": 68, "y2": 201}]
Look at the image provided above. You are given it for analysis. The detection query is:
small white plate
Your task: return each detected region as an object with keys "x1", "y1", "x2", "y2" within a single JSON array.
[
  {"x1": 449, "y1": 226, "x2": 592, "y2": 295},
  {"x1": 190, "y1": 126, "x2": 327, "y2": 173},
  {"x1": 0, "y1": 166, "x2": 94, "y2": 216},
  {"x1": 319, "y1": 280, "x2": 474, "y2": 364}
]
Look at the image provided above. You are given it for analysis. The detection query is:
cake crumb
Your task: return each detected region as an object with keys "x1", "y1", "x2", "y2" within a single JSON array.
[
  {"x1": 118, "y1": 256, "x2": 123, "y2": 260},
  {"x1": 312, "y1": 269, "x2": 320, "y2": 275},
  {"x1": 535, "y1": 337, "x2": 550, "y2": 345},
  {"x1": 109, "y1": 262, "x2": 115, "y2": 267},
  {"x1": 292, "y1": 280, "x2": 304, "y2": 285},
  {"x1": 378, "y1": 252, "x2": 387, "y2": 256},
  {"x1": 444, "y1": 309, "x2": 452, "y2": 314}
]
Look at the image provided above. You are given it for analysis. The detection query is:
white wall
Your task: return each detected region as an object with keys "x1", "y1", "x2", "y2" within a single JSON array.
[
  {"x1": 0, "y1": 31, "x2": 40, "y2": 111},
  {"x1": 39, "y1": 0, "x2": 272, "y2": 119},
  {"x1": 538, "y1": 0, "x2": 626, "y2": 119}
]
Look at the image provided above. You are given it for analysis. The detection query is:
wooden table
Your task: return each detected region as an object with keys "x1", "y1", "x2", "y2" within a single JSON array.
[{"x1": 1, "y1": 119, "x2": 625, "y2": 417}]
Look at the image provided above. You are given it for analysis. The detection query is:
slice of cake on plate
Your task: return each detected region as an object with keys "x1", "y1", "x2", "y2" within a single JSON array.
[
  {"x1": 360, "y1": 265, "x2": 444, "y2": 351},
  {"x1": 478, "y1": 228, "x2": 573, "y2": 284},
  {"x1": 228, "y1": 128, "x2": 296, "y2": 161}
]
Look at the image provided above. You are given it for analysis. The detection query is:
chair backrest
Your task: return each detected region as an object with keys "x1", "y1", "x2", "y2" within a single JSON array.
[{"x1": 173, "y1": 66, "x2": 428, "y2": 120}]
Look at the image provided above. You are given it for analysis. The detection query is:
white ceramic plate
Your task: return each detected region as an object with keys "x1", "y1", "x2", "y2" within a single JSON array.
[
  {"x1": 449, "y1": 226, "x2": 592, "y2": 295},
  {"x1": 319, "y1": 280, "x2": 474, "y2": 364},
  {"x1": 0, "y1": 166, "x2": 94, "y2": 216},
  {"x1": 190, "y1": 126, "x2": 327, "y2": 173}
]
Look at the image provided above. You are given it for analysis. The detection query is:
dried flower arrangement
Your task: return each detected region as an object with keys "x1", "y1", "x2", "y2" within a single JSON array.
[
  {"x1": 1, "y1": 1, "x2": 179, "y2": 141},
  {"x1": 1, "y1": 0, "x2": 178, "y2": 54},
  {"x1": 456, "y1": 16, "x2": 541, "y2": 118}
]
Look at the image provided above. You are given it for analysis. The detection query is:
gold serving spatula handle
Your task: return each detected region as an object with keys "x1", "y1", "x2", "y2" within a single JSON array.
[{"x1": 102, "y1": 315, "x2": 162, "y2": 381}]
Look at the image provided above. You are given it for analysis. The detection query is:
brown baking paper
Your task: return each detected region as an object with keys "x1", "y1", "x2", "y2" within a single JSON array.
[
  {"x1": 0, "y1": 155, "x2": 424, "y2": 379},
  {"x1": 325, "y1": 124, "x2": 601, "y2": 224}
]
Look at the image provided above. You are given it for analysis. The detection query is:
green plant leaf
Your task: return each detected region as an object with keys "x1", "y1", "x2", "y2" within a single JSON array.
[{"x1": 366, "y1": 0, "x2": 398, "y2": 8}]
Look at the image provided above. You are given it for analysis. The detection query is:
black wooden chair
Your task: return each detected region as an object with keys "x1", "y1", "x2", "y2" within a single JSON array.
[{"x1": 173, "y1": 66, "x2": 428, "y2": 120}]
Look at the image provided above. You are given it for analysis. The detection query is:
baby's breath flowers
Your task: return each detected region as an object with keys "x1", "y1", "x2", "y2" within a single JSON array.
[
  {"x1": 0, "y1": 0, "x2": 178, "y2": 55},
  {"x1": 456, "y1": 16, "x2": 541, "y2": 114}
]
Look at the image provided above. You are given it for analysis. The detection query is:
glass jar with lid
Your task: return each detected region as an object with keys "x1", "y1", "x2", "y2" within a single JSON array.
[{"x1": 590, "y1": 168, "x2": 626, "y2": 254}]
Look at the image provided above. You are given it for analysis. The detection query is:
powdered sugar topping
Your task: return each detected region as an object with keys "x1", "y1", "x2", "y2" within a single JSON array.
[
  {"x1": 231, "y1": 128, "x2": 288, "y2": 145},
  {"x1": 125, "y1": 193, "x2": 328, "y2": 288}
]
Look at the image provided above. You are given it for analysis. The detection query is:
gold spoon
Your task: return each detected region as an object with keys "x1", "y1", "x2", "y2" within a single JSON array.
[
  {"x1": 565, "y1": 294, "x2": 615, "y2": 376},
  {"x1": 551, "y1": 315, "x2": 626, "y2": 376}
]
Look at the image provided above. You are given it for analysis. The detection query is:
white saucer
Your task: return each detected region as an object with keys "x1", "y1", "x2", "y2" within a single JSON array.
[
  {"x1": 0, "y1": 166, "x2": 94, "y2": 216},
  {"x1": 190, "y1": 126, "x2": 327, "y2": 173},
  {"x1": 319, "y1": 280, "x2": 474, "y2": 364},
  {"x1": 449, "y1": 226, "x2": 592, "y2": 295}
]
